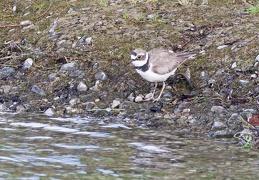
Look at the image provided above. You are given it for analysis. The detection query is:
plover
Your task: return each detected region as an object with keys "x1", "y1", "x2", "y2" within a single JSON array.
[{"x1": 130, "y1": 48, "x2": 196, "y2": 102}]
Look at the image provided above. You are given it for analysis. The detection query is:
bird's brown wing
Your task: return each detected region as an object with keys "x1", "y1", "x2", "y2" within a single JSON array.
[{"x1": 149, "y1": 49, "x2": 195, "y2": 75}]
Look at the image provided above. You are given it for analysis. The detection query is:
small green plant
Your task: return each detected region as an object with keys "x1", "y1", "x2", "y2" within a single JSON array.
[
  {"x1": 98, "y1": 0, "x2": 109, "y2": 6},
  {"x1": 247, "y1": 5, "x2": 259, "y2": 14}
]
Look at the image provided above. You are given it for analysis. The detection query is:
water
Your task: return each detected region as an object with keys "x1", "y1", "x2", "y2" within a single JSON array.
[{"x1": 0, "y1": 112, "x2": 258, "y2": 179}]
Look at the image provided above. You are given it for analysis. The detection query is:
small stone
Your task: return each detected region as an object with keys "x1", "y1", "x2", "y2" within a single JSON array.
[
  {"x1": 94, "y1": 71, "x2": 108, "y2": 81},
  {"x1": 48, "y1": 73, "x2": 57, "y2": 81},
  {"x1": 16, "y1": 104, "x2": 26, "y2": 113},
  {"x1": 147, "y1": 14, "x2": 155, "y2": 19},
  {"x1": 162, "y1": 92, "x2": 173, "y2": 98},
  {"x1": 90, "y1": 80, "x2": 100, "y2": 91},
  {"x1": 84, "y1": 102, "x2": 96, "y2": 110},
  {"x1": 127, "y1": 93, "x2": 135, "y2": 102},
  {"x1": 217, "y1": 45, "x2": 228, "y2": 50},
  {"x1": 56, "y1": 39, "x2": 67, "y2": 46},
  {"x1": 231, "y1": 62, "x2": 237, "y2": 69},
  {"x1": 23, "y1": 58, "x2": 34, "y2": 70},
  {"x1": 20, "y1": 20, "x2": 32, "y2": 25},
  {"x1": 60, "y1": 62, "x2": 79, "y2": 71},
  {"x1": 85, "y1": 37, "x2": 92, "y2": 45},
  {"x1": 200, "y1": 71, "x2": 207, "y2": 79},
  {"x1": 31, "y1": 85, "x2": 46, "y2": 96},
  {"x1": 77, "y1": 82, "x2": 88, "y2": 92},
  {"x1": 255, "y1": 54, "x2": 259, "y2": 62},
  {"x1": 211, "y1": 106, "x2": 225, "y2": 113},
  {"x1": 69, "y1": 70, "x2": 84, "y2": 78},
  {"x1": 211, "y1": 121, "x2": 226, "y2": 130},
  {"x1": 0, "y1": 67, "x2": 15, "y2": 77},
  {"x1": 112, "y1": 99, "x2": 121, "y2": 109},
  {"x1": 135, "y1": 94, "x2": 144, "y2": 102},
  {"x1": 69, "y1": 98, "x2": 80, "y2": 106},
  {"x1": 0, "y1": 104, "x2": 7, "y2": 111},
  {"x1": 238, "y1": 79, "x2": 250, "y2": 86},
  {"x1": 1, "y1": 85, "x2": 11, "y2": 94},
  {"x1": 44, "y1": 108, "x2": 55, "y2": 116}
]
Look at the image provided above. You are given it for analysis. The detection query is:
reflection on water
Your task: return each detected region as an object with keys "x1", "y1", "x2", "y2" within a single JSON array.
[{"x1": 0, "y1": 112, "x2": 258, "y2": 179}]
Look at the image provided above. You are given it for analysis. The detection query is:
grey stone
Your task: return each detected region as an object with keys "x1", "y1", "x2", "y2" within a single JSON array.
[
  {"x1": 238, "y1": 79, "x2": 250, "y2": 87},
  {"x1": 94, "y1": 71, "x2": 108, "y2": 81},
  {"x1": 31, "y1": 85, "x2": 46, "y2": 96},
  {"x1": 48, "y1": 73, "x2": 57, "y2": 81},
  {"x1": 112, "y1": 99, "x2": 121, "y2": 109},
  {"x1": 211, "y1": 106, "x2": 225, "y2": 113},
  {"x1": 162, "y1": 92, "x2": 173, "y2": 98},
  {"x1": 1, "y1": 85, "x2": 11, "y2": 94},
  {"x1": 0, "y1": 104, "x2": 7, "y2": 112},
  {"x1": 211, "y1": 121, "x2": 226, "y2": 130},
  {"x1": 44, "y1": 108, "x2": 55, "y2": 116},
  {"x1": 69, "y1": 98, "x2": 80, "y2": 106},
  {"x1": 0, "y1": 67, "x2": 15, "y2": 77},
  {"x1": 69, "y1": 70, "x2": 84, "y2": 78},
  {"x1": 255, "y1": 54, "x2": 259, "y2": 62},
  {"x1": 77, "y1": 82, "x2": 88, "y2": 92},
  {"x1": 135, "y1": 94, "x2": 144, "y2": 102},
  {"x1": 60, "y1": 62, "x2": 79, "y2": 71},
  {"x1": 23, "y1": 58, "x2": 34, "y2": 70}
]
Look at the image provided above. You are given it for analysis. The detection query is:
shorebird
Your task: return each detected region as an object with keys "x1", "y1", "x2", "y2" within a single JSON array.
[{"x1": 130, "y1": 48, "x2": 196, "y2": 102}]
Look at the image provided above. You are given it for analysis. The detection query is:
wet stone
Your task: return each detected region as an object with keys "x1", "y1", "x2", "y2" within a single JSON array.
[
  {"x1": 60, "y1": 62, "x2": 79, "y2": 71},
  {"x1": 31, "y1": 85, "x2": 46, "y2": 96},
  {"x1": 23, "y1": 58, "x2": 34, "y2": 70},
  {"x1": 0, "y1": 67, "x2": 15, "y2": 77},
  {"x1": 94, "y1": 71, "x2": 108, "y2": 81},
  {"x1": 77, "y1": 82, "x2": 88, "y2": 92}
]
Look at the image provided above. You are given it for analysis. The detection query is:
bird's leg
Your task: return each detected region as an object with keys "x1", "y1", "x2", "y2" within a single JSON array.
[
  {"x1": 153, "y1": 81, "x2": 165, "y2": 102},
  {"x1": 144, "y1": 82, "x2": 157, "y2": 101}
]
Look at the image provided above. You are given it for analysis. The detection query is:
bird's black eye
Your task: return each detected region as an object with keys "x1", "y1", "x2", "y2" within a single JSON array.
[{"x1": 137, "y1": 55, "x2": 142, "y2": 59}]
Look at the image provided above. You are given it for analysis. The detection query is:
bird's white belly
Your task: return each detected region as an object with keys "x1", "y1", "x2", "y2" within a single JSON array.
[{"x1": 136, "y1": 68, "x2": 176, "y2": 82}]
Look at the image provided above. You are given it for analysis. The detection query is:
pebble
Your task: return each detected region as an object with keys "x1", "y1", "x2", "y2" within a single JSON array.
[
  {"x1": 127, "y1": 93, "x2": 135, "y2": 102},
  {"x1": 144, "y1": 93, "x2": 153, "y2": 100},
  {"x1": 20, "y1": 20, "x2": 32, "y2": 25},
  {"x1": 1, "y1": 85, "x2": 11, "y2": 94},
  {"x1": 211, "y1": 106, "x2": 225, "y2": 113},
  {"x1": 200, "y1": 71, "x2": 207, "y2": 79},
  {"x1": 69, "y1": 70, "x2": 84, "y2": 78},
  {"x1": 94, "y1": 71, "x2": 108, "y2": 81},
  {"x1": 0, "y1": 104, "x2": 7, "y2": 112},
  {"x1": 112, "y1": 99, "x2": 121, "y2": 109},
  {"x1": 231, "y1": 62, "x2": 237, "y2": 69},
  {"x1": 255, "y1": 54, "x2": 259, "y2": 62},
  {"x1": 0, "y1": 67, "x2": 15, "y2": 77},
  {"x1": 90, "y1": 80, "x2": 100, "y2": 91},
  {"x1": 238, "y1": 79, "x2": 250, "y2": 87},
  {"x1": 211, "y1": 121, "x2": 226, "y2": 130},
  {"x1": 217, "y1": 45, "x2": 228, "y2": 50},
  {"x1": 44, "y1": 108, "x2": 55, "y2": 116},
  {"x1": 31, "y1": 85, "x2": 46, "y2": 96},
  {"x1": 60, "y1": 62, "x2": 79, "y2": 71},
  {"x1": 69, "y1": 98, "x2": 80, "y2": 106},
  {"x1": 162, "y1": 92, "x2": 173, "y2": 98},
  {"x1": 23, "y1": 58, "x2": 34, "y2": 70},
  {"x1": 135, "y1": 94, "x2": 144, "y2": 102},
  {"x1": 16, "y1": 104, "x2": 26, "y2": 113},
  {"x1": 48, "y1": 73, "x2": 57, "y2": 81},
  {"x1": 77, "y1": 82, "x2": 88, "y2": 92}
]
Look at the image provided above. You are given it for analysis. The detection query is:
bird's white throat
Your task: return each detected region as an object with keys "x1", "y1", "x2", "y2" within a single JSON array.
[{"x1": 131, "y1": 52, "x2": 149, "y2": 67}]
